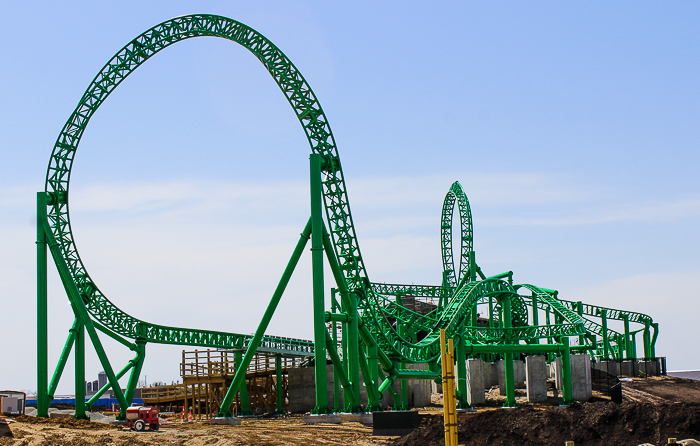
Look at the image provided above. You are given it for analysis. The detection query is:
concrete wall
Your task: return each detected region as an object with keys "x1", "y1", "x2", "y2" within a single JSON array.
[{"x1": 288, "y1": 363, "x2": 431, "y2": 414}]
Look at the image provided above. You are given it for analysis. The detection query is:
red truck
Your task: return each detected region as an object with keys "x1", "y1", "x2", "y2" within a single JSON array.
[{"x1": 126, "y1": 406, "x2": 159, "y2": 431}]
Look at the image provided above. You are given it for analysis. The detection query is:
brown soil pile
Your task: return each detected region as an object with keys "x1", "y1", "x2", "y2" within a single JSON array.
[
  {"x1": 390, "y1": 402, "x2": 700, "y2": 446},
  {"x1": 12, "y1": 415, "x2": 120, "y2": 430},
  {"x1": 623, "y1": 376, "x2": 700, "y2": 404}
]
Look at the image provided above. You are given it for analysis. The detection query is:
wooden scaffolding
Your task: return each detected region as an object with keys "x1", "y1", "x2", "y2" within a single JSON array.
[{"x1": 141, "y1": 349, "x2": 302, "y2": 418}]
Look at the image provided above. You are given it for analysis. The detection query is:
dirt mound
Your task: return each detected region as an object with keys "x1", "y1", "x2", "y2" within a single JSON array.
[
  {"x1": 13, "y1": 415, "x2": 120, "y2": 430},
  {"x1": 390, "y1": 402, "x2": 700, "y2": 446}
]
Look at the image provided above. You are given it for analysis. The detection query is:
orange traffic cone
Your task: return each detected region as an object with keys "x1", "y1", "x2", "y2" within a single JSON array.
[
  {"x1": 188, "y1": 410, "x2": 193, "y2": 422},
  {"x1": 181, "y1": 407, "x2": 185, "y2": 422}
]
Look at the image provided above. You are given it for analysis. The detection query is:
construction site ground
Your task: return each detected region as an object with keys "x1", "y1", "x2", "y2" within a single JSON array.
[{"x1": 2, "y1": 376, "x2": 698, "y2": 446}]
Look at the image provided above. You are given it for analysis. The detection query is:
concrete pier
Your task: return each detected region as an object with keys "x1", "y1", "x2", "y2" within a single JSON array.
[
  {"x1": 466, "y1": 358, "x2": 485, "y2": 405},
  {"x1": 550, "y1": 357, "x2": 563, "y2": 396},
  {"x1": 620, "y1": 360, "x2": 634, "y2": 377},
  {"x1": 570, "y1": 354, "x2": 592, "y2": 402},
  {"x1": 289, "y1": 364, "x2": 431, "y2": 413},
  {"x1": 525, "y1": 356, "x2": 548, "y2": 403},
  {"x1": 514, "y1": 360, "x2": 526, "y2": 389},
  {"x1": 497, "y1": 360, "x2": 506, "y2": 395},
  {"x1": 484, "y1": 362, "x2": 499, "y2": 388}
]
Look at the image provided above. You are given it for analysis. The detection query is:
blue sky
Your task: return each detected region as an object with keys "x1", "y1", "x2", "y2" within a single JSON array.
[{"x1": 1, "y1": 1, "x2": 698, "y2": 394}]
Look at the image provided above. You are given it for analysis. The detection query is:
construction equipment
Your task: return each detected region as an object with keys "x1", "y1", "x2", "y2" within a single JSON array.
[{"x1": 126, "y1": 406, "x2": 159, "y2": 432}]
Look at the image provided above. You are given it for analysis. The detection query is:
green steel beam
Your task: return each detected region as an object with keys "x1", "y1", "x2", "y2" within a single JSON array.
[
  {"x1": 310, "y1": 153, "x2": 329, "y2": 414},
  {"x1": 47, "y1": 318, "x2": 79, "y2": 399},
  {"x1": 36, "y1": 193, "x2": 49, "y2": 418},
  {"x1": 217, "y1": 218, "x2": 312, "y2": 417}
]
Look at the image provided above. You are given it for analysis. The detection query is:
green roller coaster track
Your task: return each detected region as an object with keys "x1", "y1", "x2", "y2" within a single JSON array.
[{"x1": 37, "y1": 14, "x2": 659, "y2": 420}]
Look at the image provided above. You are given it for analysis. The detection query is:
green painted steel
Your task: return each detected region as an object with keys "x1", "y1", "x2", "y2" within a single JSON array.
[
  {"x1": 38, "y1": 14, "x2": 659, "y2": 418},
  {"x1": 441, "y1": 182, "x2": 474, "y2": 290}
]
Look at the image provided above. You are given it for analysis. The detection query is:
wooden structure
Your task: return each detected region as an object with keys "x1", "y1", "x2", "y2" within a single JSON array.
[{"x1": 141, "y1": 349, "x2": 302, "y2": 418}]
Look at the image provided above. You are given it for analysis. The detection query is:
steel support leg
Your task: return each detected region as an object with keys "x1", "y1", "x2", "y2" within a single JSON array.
[
  {"x1": 310, "y1": 153, "x2": 329, "y2": 414},
  {"x1": 560, "y1": 337, "x2": 574, "y2": 405},
  {"x1": 601, "y1": 310, "x2": 609, "y2": 359},
  {"x1": 124, "y1": 341, "x2": 145, "y2": 407},
  {"x1": 576, "y1": 301, "x2": 585, "y2": 348},
  {"x1": 456, "y1": 329, "x2": 468, "y2": 408},
  {"x1": 331, "y1": 291, "x2": 340, "y2": 412},
  {"x1": 42, "y1": 219, "x2": 129, "y2": 419},
  {"x1": 47, "y1": 318, "x2": 79, "y2": 399},
  {"x1": 622, "y1": 314, "x2": 631, "y2": 358},
  {"x1": 217, "y1": 218, "x2": 311, "y2": 417},
  {"x1": 651, "y1": 323, "x2": 659, "y2": 358},
  {"x1": 37, "y1": 192, "x2": 49, "y2": 418},
  {"x1": 234, "y1": 351, "x2": 252, "y2": 415},
  {"x1": 74, "y1": 319, "x2": 87, "y2": 420},
  {"x1": 501, "y1": 294, "x2": 516, "y2": 407},
  {"x1": 276, "y1": 354, "x2": 284, "y2": 414}
]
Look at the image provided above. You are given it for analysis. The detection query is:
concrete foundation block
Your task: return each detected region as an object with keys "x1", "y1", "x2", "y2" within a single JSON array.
[
  {"x1": 211, "y1": 417, "x2": 242, "y2": 426},
  {"x1": 497, "y1": 360, "x2": 506, "y2": 395},
  {"x1": 570, "y1": 354, "x2": 592, "y2": 402},
  {"x1": 620, "y1": 360, "x2": 634, "y2": 377},
  {"x1": 49, "y1": 413, "x2": 72, "y2": 419},
  {"x1": 466, "y1": 358, "x2": 485, "y2": 405},
  {"x1": 525, "y1": 356, "x2": 548, "y2": 403},
  {"x1": 514, "y1": 360, "x2": 526, "y2": 389},
  {"x1": 481, "y1": 362, "x2": 497, "y2": 388},
  {"x1": 303, "y1": 413, "x2": 342, "y2": 424},
  {"x1": 551, "y1": 357, "x2": 563, "y2": 394}
]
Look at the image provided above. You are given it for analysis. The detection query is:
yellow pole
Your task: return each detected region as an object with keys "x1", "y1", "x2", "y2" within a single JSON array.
[
  {"x1": 440, "y1": 329, "x2": 458, "y2": 446},
  {"x1": 448, "y1": 338, "x2": 458, "y2": 445}
]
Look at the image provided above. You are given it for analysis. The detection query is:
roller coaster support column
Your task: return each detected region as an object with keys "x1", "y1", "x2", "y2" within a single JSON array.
[
  {"x1": 276, "y1": 354, "x2": 284, "y2": 414},
  {"x1": 560, "y1": 337, "x2": 574, "y2": 405},
  {"x1": 125, "y1": 340, "x2": 145, "y2": 407},
  {"x1": 310, "y1": 153, "x2": 329, "y2": 413},
  {"x1": 397, "y1": 323, "x2": 409, "y2": 410},
  {"x1": 531, "y1": 292, "x2": 539, "y2": 344},
  {"x1": 331, "y1": 291, "x2": 340, "y2": 412},
  {"x1": 74, "y1": 319, "x2": 87, "y2": 420},
  {"x1": 643, "y1": 323, "x2": 651, "y2": 359},
  {"x1": 456, "y1": 327, "x2": 469, "y2": 409},
  {"x1": 235, "y1": 349, "x2": 252, "y2": 414},
  {"x1": 217, "y1": 218, "x2": 312, "y2": 417},
  {"x1": 576, "y1": 302, "x2": 585, "y2": 348},
  {"x1": 47, "y1": 319, "x2": 79, "y2": 407},
  {"x1": 601, "y1": 309, "x2": 609, "y2": 359},
  {"x1": 622, "y1": 314, "x2": 632, "y2": 359},
  {"x1": 39, "y1": 192, "x2": 129, "y2": 419},
  {"x1": 36, "y1": 192, "x2": 49, "y2": 418},
  {"x1": 321, "y1": 225, "x2": 362, "y2": 411},
  {"x1": 501, "y1": 293, "x2": 517, "y2": 407},
  {"x1": 651, "y1": 323, "x2": 659, "y2": 358}
]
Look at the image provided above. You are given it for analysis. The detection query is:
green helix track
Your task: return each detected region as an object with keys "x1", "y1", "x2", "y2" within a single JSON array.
[{"x1": 38, "y1": 14, "x2": 659, "y2": 419}]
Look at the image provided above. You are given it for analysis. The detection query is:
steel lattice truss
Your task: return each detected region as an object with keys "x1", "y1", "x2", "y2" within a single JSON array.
[{"x1": 40, "y1": 15, "x2": 658, "y2": 417}]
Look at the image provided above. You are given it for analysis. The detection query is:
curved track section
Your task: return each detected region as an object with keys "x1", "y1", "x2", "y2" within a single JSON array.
[
  {"x1": 44, "y1": 14, "x2": 358, "y2": 352},
  {"x1": 441, "y1": 181, "x2": 474, "y2": 288},
  {"x1": 45, "y1": 14, "x2": 656, "y2": 368}
]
